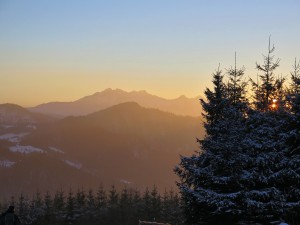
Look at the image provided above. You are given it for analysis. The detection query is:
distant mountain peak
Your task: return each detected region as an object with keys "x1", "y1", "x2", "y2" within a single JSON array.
[
  {"x1": 104, "y1": 88, "x2": 113, "y2": 92},
  {"x1": 101, "y1": 88, "x2": 150, "y2": 95},
  {"x1": 29, "y1": 88, "x2": 202, "y2": 117},
  {"x1": 130, "y1": 90, "x2": 148, "y2": 95},
  {"x1": 102, "y1": 88, "x2": 124, "y2": 93},
  {"x1": 177, "y1": 95, "x2": 188, "y2": 99}
]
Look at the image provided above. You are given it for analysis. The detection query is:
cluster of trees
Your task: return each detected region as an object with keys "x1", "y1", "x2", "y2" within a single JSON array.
[
  {"x1": 175, "y1": 40, "x2": 300, "y2": 225},
  {"x1": 0, "y1": 186, "x2": 184, "y2": 225}
]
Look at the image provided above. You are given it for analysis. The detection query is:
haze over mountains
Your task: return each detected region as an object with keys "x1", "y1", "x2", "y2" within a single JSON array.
[
  {"x1": 29, "y1": 88, "x2": 202, "y2": 117},
  {"x1": 0, "y1": 92, "x2": 204, "y2": 198}
]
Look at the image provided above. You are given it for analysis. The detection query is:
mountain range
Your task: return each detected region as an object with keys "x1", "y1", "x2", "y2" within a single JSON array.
[
  {"x1": 0, "y1": 100, "x2": 204, "y2": 198},
  {"x1": 29, "y1": 88, "x2": 202, "y2": 117}
]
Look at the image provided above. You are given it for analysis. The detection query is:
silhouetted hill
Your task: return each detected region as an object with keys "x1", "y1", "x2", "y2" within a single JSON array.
[
  {"x1": 0, "y1": 103, "x2": 55, "y2": 125},
  {"x1": 29, "y1": 88, "x2": 202, "y2": 117},
  {"x1": 0, "y1": 103, "x2": 204, "y2": 197}
]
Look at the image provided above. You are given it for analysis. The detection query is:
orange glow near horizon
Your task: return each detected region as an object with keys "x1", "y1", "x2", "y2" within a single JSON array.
[
  {"x1": 0, "y1": 69, "x2": 206, "y2": 107},
  {"x1": 0, "y1": 2, "x2": 299, "y2": 107}
]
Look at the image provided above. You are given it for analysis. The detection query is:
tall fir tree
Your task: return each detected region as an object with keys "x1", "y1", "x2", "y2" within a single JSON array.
[
  {"x1": 86, "y1": 188, "x2": 96, "y2": 217},
  {"x1": 251, "y1": 37, "x2": 282, "y2": 111},
  {"x1": 200, "y1": 66, "x2": 227, "y2": 137},
  {"x1": 53, "y1": 189, "x2": 65, "y2": 219},
  {"x1": 96, "y1": 184, "x2": 107, "y2": 211},
  {"x1": 43, "y1": 191, "x2": 53, "y2": 223},
  {"x1": 149, "y1": 186, "x2": 161, "y2": 221},
  {"x1": 176, "y1": 65, "x2": 247, "y2": 224},
  {"x1": 66, "y1": 189, "x2": 75, "y2": 222},
  {"x1": 119, "y1": 187, "x2": 132, "y2": 225},
  {"x1": 226, "y1": 52, "x2": 247, "y2": 109}
]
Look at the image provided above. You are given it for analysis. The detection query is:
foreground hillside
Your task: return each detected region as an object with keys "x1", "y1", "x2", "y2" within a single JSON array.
[{"x1": 0, "y1": 102, "x2": 203, "y2": 197}]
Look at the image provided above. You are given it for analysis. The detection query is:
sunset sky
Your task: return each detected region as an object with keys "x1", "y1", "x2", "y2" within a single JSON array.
[{"x1": 1, "y1": 0, "x2": 300, "y2": 107}]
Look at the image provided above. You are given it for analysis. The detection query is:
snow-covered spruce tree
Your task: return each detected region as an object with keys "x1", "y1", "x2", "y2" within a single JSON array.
[
  {"x1": 240, "y1": 107, "x2": 294, "y2": 223},
  {"x1": 238, "y1": 43, "x2": 300, "y2": 224},
  {"x1": 175, "y1": 64, "x2": 249, "y2": 224},
  {"x1": 288, "y1": 58, "x2": 300, "y2": 136},
  {"x1": 176, "y1": 42, "x2": 300, "y2": 224},
  {"x1": 250, "y1": 37, "x2": 282, "y2": 111},
  {"x1": 283, "y1": 59, "x2": 300, "y2": 223}
]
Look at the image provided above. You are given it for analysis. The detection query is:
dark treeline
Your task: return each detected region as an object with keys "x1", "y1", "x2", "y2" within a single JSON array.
[{"x1": 0, "y1": 186, "x2": 184, "y2": 225}]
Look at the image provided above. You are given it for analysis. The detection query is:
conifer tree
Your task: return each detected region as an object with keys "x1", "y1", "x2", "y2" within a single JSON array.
[
  {"x1": 289, "y1": 58, "x2": 300, "y2": 129},
  {"x1": 251, "y1": 37, "x2": 282, "y2": 111},
  {"x1": 17, "y1": 194, "x2": 31, "y2": 224},
  {"x1": 290, "y1": 59, "x2": 300, "y2": 95},
  {"x1": 132, "y1": 189, "x2": 142, "y2": 223},
  {"x1": 96, "y1": 184, "x2": 107, "y2": 211},
  {"x1": 149, "y1": 186, "x2": 161, "y2": 221},
  {"x1": 161, "y1": 189, "x2": 183, "y2": 225},
  {"x1": 75, "y1": 188, "x2": 86, "y2": 218},
  {"x1": 176, "y1": 43, "x2": 300, "y2": 225},
  {"x1": 119, "y1": 187, "x2": 131, "y2": 225},
  {"x1": 283, "y1": 59, "x2": 300, "y2": 223},
  {"x1": 17, "y1": 194, "x2": 26, "y2": 218},
  {"x1": 200, "y1": 66, "x2": 227, "y2": 136},
  {"x1": 108, "y1": 185, "x2": 118, "y2": 208},
  {"x1": 176, "y1": 65, "x2": 245, "y2": 224},
  {"x1": 141, "y1": 187, "x2": 152, "y2": 221},
  {"x1": 226, "y1": 52, "x2": 247, "y2": 108},
  {"x1": 53, "y1": 189, "x2": 65, "y2": 219},
  {"x1": 43, "y1": 191, "x2": 53, "y2": 223},
  {"x1": 239, "y1": 55, "x2": 300, "y2": 224},
  {"x1": 161, "y1": 190, "x2": 171, "y2": 223},
  {"x1": 29, "y1": 190, "x2": 44, "y2": 222},
  {"x1": 240, "y1": 108, "x2": 293, "y2": 223},
  {"x1": 86, "y1": 189, "x2": 96, "y2": 216},
  {"x1": 66, "y1": 189, "x2": 75, "y2": 222},
  {"x1": 106, "y1": 185, "x2": 119, "y2": 224}
]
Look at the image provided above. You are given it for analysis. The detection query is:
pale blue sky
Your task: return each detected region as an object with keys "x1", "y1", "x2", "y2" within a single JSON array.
[{"x1": 0, "y1": 0, "x2": 300, "y2": 106}]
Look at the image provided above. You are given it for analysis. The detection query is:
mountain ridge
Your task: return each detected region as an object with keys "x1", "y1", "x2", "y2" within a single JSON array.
[
  {"x1": 0, "y1": 103, "x2": 55, "y2": 125},
  {"x1": 28, "y1": 88, "x2": 202, "y2": 117}
]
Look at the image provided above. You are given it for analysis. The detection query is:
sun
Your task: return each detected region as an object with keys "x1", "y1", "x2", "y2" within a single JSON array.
[{"x1": 271, "y1": 99, "x2": 277, "y2": 109}]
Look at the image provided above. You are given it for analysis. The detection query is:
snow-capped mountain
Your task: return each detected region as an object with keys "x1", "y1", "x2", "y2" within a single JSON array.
[{"x1": 29, "y1": 88, "x2": 202, "y2": 117}]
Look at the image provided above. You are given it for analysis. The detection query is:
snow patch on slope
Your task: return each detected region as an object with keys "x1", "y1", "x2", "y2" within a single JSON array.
[
  {"x1": 26, "y1": 124, "x2": 37, "y2": 129},
  {"x1": 1, "y1": 125, "x2": 15, "y2": 129},
  {"x1": 0, "y1": 133, "x2": 29, "y2": 143},
  {"x1": 9, "y1": 145, "x2": 44, "y2": 154},
  {"x1": 64, "y1": 160, "x2": 82, "y2": 169},
  {"x1": 120, "y1": 179, "x2": 131, "y2": 184},
  {"x1": 48, "y1": 146, "x2": 64, "y2": 154},
  {"x1": 0, "y1": 160, "x2": 16, "y2": 168}
]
